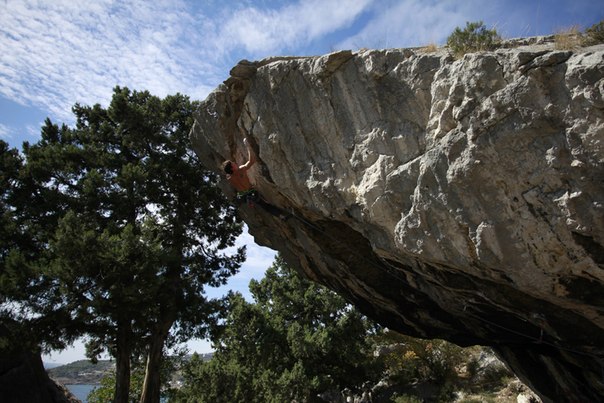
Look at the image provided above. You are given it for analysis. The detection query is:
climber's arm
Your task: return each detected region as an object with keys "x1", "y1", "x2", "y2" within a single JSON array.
[{"x1": 238, "y1": 137, "x2": 256, "y2": 171}]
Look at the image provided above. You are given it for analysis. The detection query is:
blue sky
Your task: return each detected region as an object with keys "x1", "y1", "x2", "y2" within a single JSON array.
[{"x1": 2, "y1": 0, "x2": 602, "y2": 363}]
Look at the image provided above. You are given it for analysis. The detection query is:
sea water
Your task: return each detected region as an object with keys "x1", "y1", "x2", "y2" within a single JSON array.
[{"x1": 66, "y1": 384, "x2": 169, "y2": 402}]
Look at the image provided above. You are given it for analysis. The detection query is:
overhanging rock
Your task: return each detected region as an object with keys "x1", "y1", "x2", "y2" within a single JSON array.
[{"x1": 191, "y1": 39, "x2": 604, "y2": 402}]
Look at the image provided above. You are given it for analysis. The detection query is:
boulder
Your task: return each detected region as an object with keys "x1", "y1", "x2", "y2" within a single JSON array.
[{"x1": 191, "y1": 39, "x2": 604, "y2": 402}]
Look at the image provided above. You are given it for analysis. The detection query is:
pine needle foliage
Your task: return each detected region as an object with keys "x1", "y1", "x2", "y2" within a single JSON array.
[
  {"x1": 583, "y1": 20, "x2": 604, "y2": 46},
  {"x1": 446, "y1": 21, "x2": 501, "y2": 58}
]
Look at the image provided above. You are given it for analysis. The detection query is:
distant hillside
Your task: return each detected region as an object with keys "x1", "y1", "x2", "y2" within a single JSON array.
[
  {"x1": 43, "y1": 362, "x2": 63, "y2": 369},
  {"x1": 191, "y1": 352, "x2": 214, "y2": 362},
  {"x1": 47, "y1": 353, "x2": 214, "y2": 386},
  {"x1": 48, "y1": 360, "x2": 114, "y2": 385}
]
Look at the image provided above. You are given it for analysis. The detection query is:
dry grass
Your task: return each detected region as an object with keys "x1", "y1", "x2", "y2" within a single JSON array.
[
  {"x1": 421, "y1": 43, "x2": 438, "y2": 53},
  {"x1": 554, "y1": 26, "x2": 583, "y2": 50}
]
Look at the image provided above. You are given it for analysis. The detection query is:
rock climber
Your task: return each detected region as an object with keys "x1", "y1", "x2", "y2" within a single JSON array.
[
  {"x1": 222, "y1": 137, "x2": 289, "y2": 219},
  {"x1": 221, "y1": 137, "x2": 256, "y2": 193}
]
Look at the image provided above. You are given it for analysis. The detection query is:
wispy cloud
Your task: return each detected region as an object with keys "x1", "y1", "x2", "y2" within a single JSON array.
[
  {"x1": 0, "y1": 121, "x2": 44, "y2": 143},
  {"x1": 0, "y1": 123, "x2": 11, "y2": 140},
  {"x1": 0, "y1": 0, "x2": 222, "y2": 122},
  {"x1": 228, "y1": 227, "x2": 277, "y2": 282},
  {"x1": 337, "y1": 0, "x2": 476, "y2": 49},
  {"x1": 3, "y1": 0, "x2": 599, "y2": 132},
  {"x1": 25, "y1": 123, "x2": 41, "y2": 139},
  {"x1": 219, "y1": 0, "x2": 372, "y2": 55},
  {"x1": 206, "y1": 226, "x2": 277, "y2": 301},
  {"x1": 0, "y1": 0, "x2": 372, "y2": 125},
  {"x1": 339, "y1": 0, "x2": 604, "y2": 50}
]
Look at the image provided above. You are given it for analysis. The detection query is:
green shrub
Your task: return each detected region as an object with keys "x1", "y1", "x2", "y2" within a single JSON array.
[
  {"x1": 583, "y1": 20, "x2": 604, "y2": 46},
  {"x1": 374, "y1": 332, "x2": 465, "y2": 386},
  {"x1": 446, "y1": 21, "x2": 501, "y2": 58},
  {"x1": 87, "y1": 367, "x2": 144, "y2": 403},
  {"x1": 392, "y1": 394, "x2": 423, "y2": 403}
]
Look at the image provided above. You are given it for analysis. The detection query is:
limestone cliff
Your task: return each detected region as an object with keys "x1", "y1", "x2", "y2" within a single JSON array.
[{"x1": 190, "y1": 37, "x2": 604, "y2": 402}]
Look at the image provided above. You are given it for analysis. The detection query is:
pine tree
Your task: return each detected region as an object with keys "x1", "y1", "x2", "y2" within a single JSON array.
[
  {"x1": 17, "y1": 88, "x2": 244, "y2": 402},
  {"x1": 177, "y1": 255, "x2": 379, "y2": 402}
]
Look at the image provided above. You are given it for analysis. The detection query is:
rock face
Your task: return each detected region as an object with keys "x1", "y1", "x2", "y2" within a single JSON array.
[
  {"x1": 190, "y1": 38, "x2": 604, "y2": 402},
  {"x1": 0, "y1": 350, "x2": 79, "y2": 403}
]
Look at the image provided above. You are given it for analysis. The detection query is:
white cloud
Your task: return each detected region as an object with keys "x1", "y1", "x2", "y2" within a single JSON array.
[
  {"x1": 0, "y1": 123, "x2": 11, "y2": 140},
  {"x1": 231, "y1": 227, "x2": 277, "y2": 281},
  {"x1": 25, "y1": 123, "x2": 41, "y2": 139},
  {"x1": 0, "y1": 0, "x2": 376, "y2": 125},
  {"x1": 0, "y1": 122, "x2": 41, "y2": 143},
  {"x1": 219, "y1": 0, "x2": 372, "y2": 55},
  {"x1": 337, "y1": 0, "x2": 601, "y2": 50},
  {"x1": 337, "y1": 0, "x2": 477, "y2": 50},
  {"x1": 0, "y1": 0, "x2": 599, "y2": 129},
  {"x1": 204, "y1": 225, "x2": 277, "y2": 302},
  {"x1": 0, "y1": 0, "x2": 221, "y2": 123}
]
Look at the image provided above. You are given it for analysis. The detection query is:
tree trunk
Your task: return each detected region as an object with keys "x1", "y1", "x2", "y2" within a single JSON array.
[
  {"x1": 114, "y1": 322, "x2": 132, "y2": 403},
  {"x1": 140, "y1": 320, "x2": 172, "y2": 403}
]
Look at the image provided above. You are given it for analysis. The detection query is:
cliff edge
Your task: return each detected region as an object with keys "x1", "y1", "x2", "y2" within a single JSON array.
[{"x1": 191, "y1": 37, "x2": 604, "y2": 402}]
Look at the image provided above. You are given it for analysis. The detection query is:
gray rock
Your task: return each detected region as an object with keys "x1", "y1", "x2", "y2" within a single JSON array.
[
  {"x1": 0, "y1": 350, "x2": 79, "y2": 403},
  {"x1": 191, "y1": 39, "x2": 604, "y2": 402}
]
